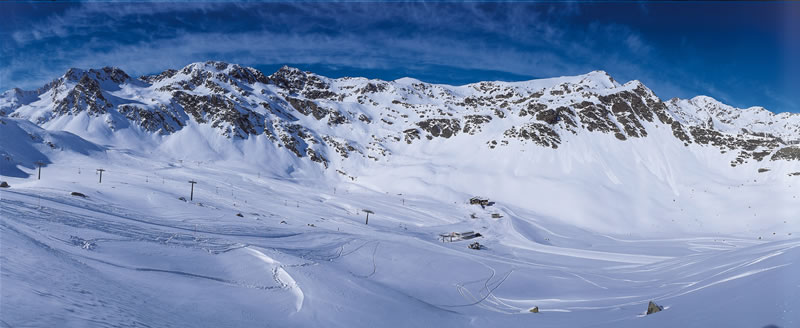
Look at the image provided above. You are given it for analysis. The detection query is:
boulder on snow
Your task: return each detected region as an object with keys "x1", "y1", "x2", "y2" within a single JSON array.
[
  {"x1": 529, "y1": 306, "x2": 539, "y2": 313},
  {"x1": 236, "y1": 213, "x2": 244, "y2": 217},
  {"x1": 468, "y1": 242, "x2": 482, "y2": 250},
  {"x1": 0, "y1": 181, "x2": 9, "y2": 188},
  {"x1": 70, "y1": 191, "x2": 87, "y2": 198},
  {"x1": 646, "y1": 301, "x2": 664, "y2": 315}
]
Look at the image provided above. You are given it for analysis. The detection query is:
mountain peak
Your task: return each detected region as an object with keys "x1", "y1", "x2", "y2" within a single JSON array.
[
  {"x1": 60, "y1": 66, "x2": 130, "y2": 85},
  {"x1": 268, "y1": 65, "x2": 315, "y2": 92},
  {"x1": 578, "y1": 70, "x2": 619, "y2": 89}
]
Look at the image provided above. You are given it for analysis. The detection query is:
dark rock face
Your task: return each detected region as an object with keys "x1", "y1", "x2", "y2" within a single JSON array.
[
  {"x1": 286, "y1": 97, "x2": 329, "y2": 120},
  {"x1": 323, "y1": 136, "x2": 358, "y2": 158},
  {"x1": 327, "y1": 110, "x2": 349, "y2": 126},
  {"x1": 261, "y1": 102, "x2": 297, "y2": 122},
  {"x1": 268, "y1": 66, "x2": 309, "y2": 93},
  {"x1": 141, "y1": 69, "x2": 178, "y2": 83},
  {"x1": 306, "y1": 148, "x2": 328, "y2": 168},
  {"x1": 519, "y1": 103, "x2": 547, "y2": 117},
  {"x1": 610, "y1": 101, "x2": 647, "y2": 138},
  {"x1": 575, "y1": 101, "x2": 621, "y2": 135},
  {"x1": 53, "y1": 75, "x2": 113, "y2": 116},
  {"x1": 690, "y1": 127, "x2": 730, "y2": 147},
  {"x1": 358, "y1": 82, "x2": 388, "y2": 94},
  {"x1": 417, "y1": 118, "x2": 461, "y2": 138},
  {"x1": 226, "y1": 65, "x2": 269, "y2": 85},
  {"x1": 93, "y1": 67, "x2": 131, "y2": 84},
  {"x1": 276, "y1": 123, "x2": 318, "y2": 159},
  {"x1": 771, "y1": 147, "x2": 800, "y2": 161},
  {"x1": 118, "y1": 104, "x2": 185, "y2": 134},
  {"x1": 671, "y1": 122, "x2": 692, "y2": 144},
  {"x1": 555, "y1": 107, "x2": 578, "y2": 131},
  {"x1": 536, "y1": 109, "x2": 559, "y2": 125},
  {"x1": 268, "y1": 66, "x2": 336, "y2": 100},
  {"x1": 403, "y1": 128, "x2": 421, "y2": 144},
  {"x1": 504, "y1": 123, "x2": 561, "y2": 149},
  {"x1": 173, "y1": 91, "x2": 262, "y2": 138},
  {"x1": 462, "y1": 115, "x2": 492, "y2": 135}
]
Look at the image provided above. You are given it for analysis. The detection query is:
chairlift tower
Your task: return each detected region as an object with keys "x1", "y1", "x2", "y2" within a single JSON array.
[{"x1": 96, "y1": 169, "x2": 105, "y2": 183}]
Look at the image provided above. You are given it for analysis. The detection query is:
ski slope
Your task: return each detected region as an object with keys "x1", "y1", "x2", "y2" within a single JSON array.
[{"x1": 1, "y1": 147, "x2": 797, "y2": 328}]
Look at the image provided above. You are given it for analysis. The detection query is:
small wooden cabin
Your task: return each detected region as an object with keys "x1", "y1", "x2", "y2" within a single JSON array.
[{"x1": 469, "y1": 197, "x2": 490, "y2": 206}]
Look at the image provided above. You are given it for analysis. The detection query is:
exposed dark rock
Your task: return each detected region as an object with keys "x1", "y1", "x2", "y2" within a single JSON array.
[
  {"x1": 268, "y1": 66, "x2": 309, "y2": 93},
  {"x1": 504, "y1": 123, "x2": 561, "y2": 149},
  {"x1": 53, "y1": 75, "x2": 112, "y2": 116},
  {"x1": 536, "y1": 109, "x2": 559, "y2": 124},
  {"x1": 403, "y1": 128, "x2": 421, "y2": 144},
  {"x1": 358, "y1": 82, "x2": 388, "y2": 94},
  {"x1": 575, "y1": 101, "x2": 621, "y2": 135},
  {"x1": 307, "y1": 148, "x2": 328, "y2": 168},
  {"x1": 771, "y1": 147, "x2": 800, "y2": 161},
  {"x1": 261, "y1": 102, "x2": 297, "y2": 121},
  {"x1": 462, "y1": 115, "x2": 492, "y2": 135},
  {"x1": 173, "y1": 91, "x2": 261, "y2": 138},
  {"x1": 610, "y1": 101, "x2": 647, "y2": 138},
  {"x1": 646, "y1": 301, "x2": 664, "y2": 315},
  {"x1": 140, "y1": 69, "x2": 178, "y2": 83},
  {"x1": 285, "y1": 97, "x2": 329, "y2": 120},
  {"x1": 304, "y1": 89, "x2": 337, "y2": 100},
  {"x1": 556, "y1": 106, "x2": 579, "y2": 130},
  {"x1": 519, "y1": 102, "x2": 547, "y2": 117},
  {"x1": 70, "y1": 192, "x2": 87, "y2": 198},
  {"x1": 323, "y1": 136, "x2": 358, "y2": 158},
  {"x1": 327, "y1": 110, "x2": 349, "y2": 126},
  {"x1": 689, "y1": 127, "x2": 730, "y2": 147},
  {"x1": 227, "y1": 65, "x2": 269, "y2": 85},
  {"x1": 417, "y1": 118, "x2": 461, "y2": 138},
  {"x1": 118, "y1": 104, "x2": 185, "y2": 134},
  {"x1": 752, "y1": 151, "x2": 771, "y2": 161},
  {"x1": 671, "y1": 122, "x2": 692, "y2": 144}
]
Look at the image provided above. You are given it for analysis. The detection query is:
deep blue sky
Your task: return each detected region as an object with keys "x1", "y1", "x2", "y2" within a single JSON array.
[{"x1": 2, "y1": 1, "x2": 798, "y2": 112}]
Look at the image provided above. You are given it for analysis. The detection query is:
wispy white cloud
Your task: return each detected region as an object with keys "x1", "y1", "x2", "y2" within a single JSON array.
[{"x1": 0, "y1": 1, "x2": 708, "y2": 108}]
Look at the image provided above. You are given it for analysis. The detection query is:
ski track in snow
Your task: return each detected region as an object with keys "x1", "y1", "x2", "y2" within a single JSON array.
[{"x1": 245, "y1": 247, "x2": 305, "y2": 312}]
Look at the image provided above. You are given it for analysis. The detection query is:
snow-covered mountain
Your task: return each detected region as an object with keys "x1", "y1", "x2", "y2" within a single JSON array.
[{"x1": 3, "y1": 61, "x2": 799, "y2": 173}]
